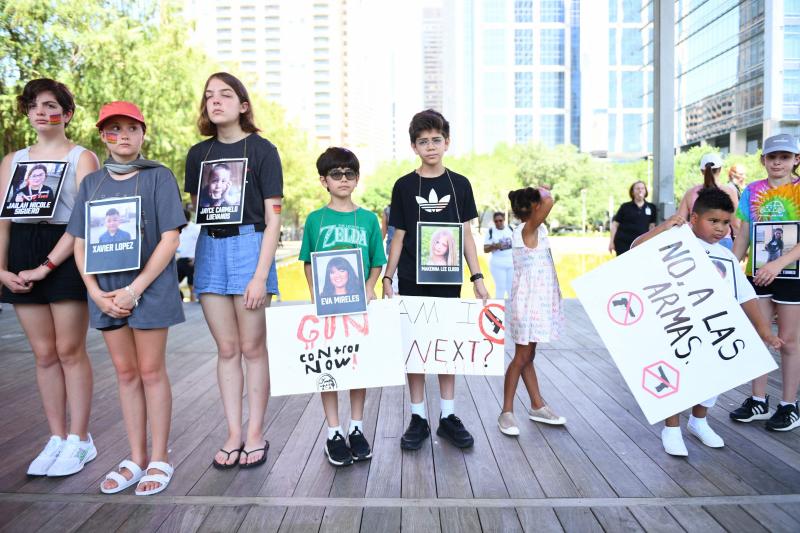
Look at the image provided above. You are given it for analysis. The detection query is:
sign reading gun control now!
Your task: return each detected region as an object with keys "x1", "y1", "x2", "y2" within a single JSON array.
[
  {"x1": 398, "y1": 296, "x2": 505, "y2": 375},
  {"x1": 572, "y1": 225, "x2": 777, "y2": 424},
  {"x1": 266, "y1": 299, "x2": 405, "y2": 396}
]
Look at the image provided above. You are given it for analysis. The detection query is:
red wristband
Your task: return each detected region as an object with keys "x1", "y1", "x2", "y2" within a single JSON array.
[{"x1": 41, "y1": 257, "x2": 57, "y2": 270}]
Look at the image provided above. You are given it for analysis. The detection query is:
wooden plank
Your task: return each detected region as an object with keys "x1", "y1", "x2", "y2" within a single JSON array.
[
  {"x1": 591, "y1": 506, "x2": 644, "y2": 532},
  {"x1": 703, "y1": 505, "x2": 770, "y2": 533},
  {"x1": 739, "y1": 503, "x2": 800, "y2": 533},
  {"x1": 360, "y1": 384, "x2": 404, "y2": 533},
  {"x1": 626, "y1": 507, "x2": 685, "y2": 533},
  {"x1": 552, "y1": 508, "x2": 603, "y2": 532}
]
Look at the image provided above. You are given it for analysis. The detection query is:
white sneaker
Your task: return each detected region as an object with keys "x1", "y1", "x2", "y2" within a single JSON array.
[
  {"x1": 46, "y1": 433, "x2": 97, "y2": 477},
  {"x1": 687, "y1": 418, "x2": 724, "y2": 448},
  {"x1": 661, "y1": 426, "x2": 688, "y2": 456},
  {"x1": 498, "y1": 412, "x2": 520, "y2": 436},
  {"x1": 27, "y1": 435, "x2": 64, "y2": 476}
]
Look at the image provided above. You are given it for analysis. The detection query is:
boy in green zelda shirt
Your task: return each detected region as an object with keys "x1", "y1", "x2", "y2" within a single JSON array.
[{"x1": 299, "y1": 147, "x2": 386, "y2": 466}]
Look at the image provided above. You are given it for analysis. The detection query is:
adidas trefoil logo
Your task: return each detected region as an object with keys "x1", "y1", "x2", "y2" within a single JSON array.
[{"x1": 415, "y1": 188, "x2": 451, "y2": 213}]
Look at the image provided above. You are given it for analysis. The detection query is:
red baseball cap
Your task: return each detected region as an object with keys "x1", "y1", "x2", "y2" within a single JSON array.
[{"x1": 96, "y1": 101, "x2": 146, "y2": 130}]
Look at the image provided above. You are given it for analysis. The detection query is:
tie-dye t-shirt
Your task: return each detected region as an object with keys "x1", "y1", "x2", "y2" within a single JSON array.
[{"x1": 736, "y1": 178, "x2": 800, "y2": 274}]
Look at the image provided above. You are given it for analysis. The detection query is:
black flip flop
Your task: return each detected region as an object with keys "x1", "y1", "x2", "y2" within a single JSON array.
[
  {"x1": 212, "y1": 443, "x2": 244, "y2": 470},
  {"x1": 239, "y1": 440, "x2": 269, "y2": 469}
]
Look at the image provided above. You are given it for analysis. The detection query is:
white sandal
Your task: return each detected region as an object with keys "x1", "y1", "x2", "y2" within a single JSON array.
[
  {"x1": 135, "y1": 461, "x2": 173, "y2": 496},
  {"x1": 100, "y1": 460, "x2": 144, "y2": 494}
]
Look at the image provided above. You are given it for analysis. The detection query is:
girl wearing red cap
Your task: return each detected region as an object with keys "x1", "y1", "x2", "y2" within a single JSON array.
[
  {"x1": 0, "y1": 79, "x2": 100, "y2": 478},
  {"x1": 184, "y1": 73, "x2": 282, "y2": 469},
  {"x1": 67, "y1": 101, "x2": 186, "y2": 494}
]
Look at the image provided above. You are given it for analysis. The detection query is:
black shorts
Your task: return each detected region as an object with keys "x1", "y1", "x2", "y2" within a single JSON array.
[
  {"x1": 748, "y1": 276, "x2": 800, "y2": 304},
  {"x1": 1, "y1": 223, "x2": 87, "y2": 304},
  {"x1": 398, "y1": 277, "x2": 461, "y2": 298},
  {"x1": 176, "y1": 257, "x2": 194, "y2": 285}
]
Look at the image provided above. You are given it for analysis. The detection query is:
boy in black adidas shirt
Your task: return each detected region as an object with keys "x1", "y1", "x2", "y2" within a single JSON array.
[{"x1": 383, "y1": 109, "x2": 489, "y2": 450}]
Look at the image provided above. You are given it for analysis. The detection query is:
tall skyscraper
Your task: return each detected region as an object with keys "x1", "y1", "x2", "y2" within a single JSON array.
[
  {"x1": 437, "y1": 0, "x2": 653, "y2": 158},
  {"x1": 181, "y1": 0, "x2": 424, "y2": 168}
]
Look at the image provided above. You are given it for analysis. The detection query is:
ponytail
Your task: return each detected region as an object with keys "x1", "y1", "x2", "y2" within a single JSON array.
[{"x1": 702, "y1": 163, "x2": 719, "y2": 189}]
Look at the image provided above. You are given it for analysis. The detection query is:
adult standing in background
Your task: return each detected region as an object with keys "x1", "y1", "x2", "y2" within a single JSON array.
[
  {"x1": 608, "y1": 181, "x2": 657, "y2": 255},
  {"x1": 727, "y1": 163, "x2": 747, "y2": 199},
  {"x1": 484, "y1": 211, "x2": 513, "y2": 298}
]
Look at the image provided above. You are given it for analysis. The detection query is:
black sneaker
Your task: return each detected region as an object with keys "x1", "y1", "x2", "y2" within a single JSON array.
[
  {"x1": 324, "y1": 432, "x2": 353, "y2": 466},
  {"x1": 766, "y1": 402, "x2": 800, "y2": 432},
  {"x1": 730, "y1": 396, "x2": 770, "y2": 422},
  {"x1": 348, "y1": 428, "x2": 372, "y2": 461},
  {"x1": 436, "y1": 414, "x2": 474, "y2": 448},
  {"x1": 400, "y1": 414, "x2": 430, "y2": 450}
]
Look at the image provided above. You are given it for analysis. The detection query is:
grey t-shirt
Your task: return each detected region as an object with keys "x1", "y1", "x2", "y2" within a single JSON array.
[{"x1": 67, "y1": 166, "x2": 186, "y2": 329}]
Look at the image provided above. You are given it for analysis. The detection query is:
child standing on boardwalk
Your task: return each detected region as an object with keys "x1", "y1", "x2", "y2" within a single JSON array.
[
  {"x1": 68, "y1": 101, "x2": 186, "y2": 493},
  {"x1": 498, "y1": 187, "x2": 566, "y2": 436},
  {"x1": 0, "y1": 78, "x2": 100, "y2": 477},
  {"x1": 632, "y1": 188, "x2": 782, "y2": 455},
  {"x1": 299, "y1": 147, "x2": 386, "y2": 466},
  {"x1": 730, "y1": 134, "x2": 800, "y2": 432},
  {"x1": 185, "y1": 73, "x2": 283, "y2": 469},
  {"x1": 382, "y1": 109, "x2": 489, "y2": 450}
]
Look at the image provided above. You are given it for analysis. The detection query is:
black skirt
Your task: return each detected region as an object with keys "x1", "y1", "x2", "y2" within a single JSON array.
[{"x1": 1, "y1": 223, "x2": 87, "y2": 304}]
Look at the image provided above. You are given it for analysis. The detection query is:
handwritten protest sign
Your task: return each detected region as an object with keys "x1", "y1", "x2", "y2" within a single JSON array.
[
  {"x1": 266, "y1": 299, "x2": 405, "y2": 396},
  {"x1": 398, "y1": 296, "x2": 505, "y2": 375},
  {"x1": 573, "y1": 225, "x2": 777, "y2": 424}
]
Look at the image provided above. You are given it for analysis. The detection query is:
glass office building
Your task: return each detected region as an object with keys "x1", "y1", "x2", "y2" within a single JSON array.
[{"x1": 657, "y1": 0, "x2": 800, "y2": 153}]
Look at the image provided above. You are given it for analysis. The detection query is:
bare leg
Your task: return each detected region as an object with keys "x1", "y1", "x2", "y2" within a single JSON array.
[
  {"x1": 234, "y1": 294, "x2": 271, "y2": 464},
  {"x1": 438, "y1": 374, "x2": 455, "y2": 403},
  {"x1": 101, "y1": 326, "x2": 147, "y2": 491},
  {"x1": 349, "y1": 388, "x2": 366, "y2": 422},
  {"x1": 502, "y1": 343, "x2": 535, "y2": 413},
  {"x1": 14, "y1": 304, "x2": 66, "y2": 438},
  {"x1": 664, "y1": 414, "x2": 680, "y2": 427},
  {"x1": 50, "y1": 301, "x2": 91, "y2": 439},
  {"x1": 519, "y1": 344, "x2": 546, "y2": 409},
  {"x1": 752, "y1": 297, "x2": 776, "y2": 398},
  {"x1": 133, "y1": 327, "x2": 171, "y2": 493},
  {"x1": 201, "y1": 294, "x2": 244, "y2": 465},
  {"x1": 407, "y1": 373, "x2": 426, "y2": 404},
  {"x1": 322, "y1": 391, "x2": 340, "y2": 428},
  {"x1": 691, "y1": 405, "x2": 708, "y2": 418},
  {"x1": 777, "y1": 304, "x2": 800, "y2": 403}
]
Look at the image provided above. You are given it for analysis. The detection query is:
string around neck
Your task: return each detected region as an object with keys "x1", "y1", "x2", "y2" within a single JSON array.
[{"x1": 417, "y1": 168, "x2": 461, "y2": 223}]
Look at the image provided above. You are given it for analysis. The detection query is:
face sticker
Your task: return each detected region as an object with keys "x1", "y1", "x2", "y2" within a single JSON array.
[
  {"x1": 105, "y1": 132, "x2": 118, "y2": 144},
  {"x1": 272, "y1": 204, "x2": 282, "y2": 214},
  {"x1": 48, "y1": 114, "x2": 62, "y2": 125}
]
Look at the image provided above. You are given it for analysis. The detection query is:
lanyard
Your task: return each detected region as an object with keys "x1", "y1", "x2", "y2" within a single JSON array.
[{"x1": 203, "y1": 135, "x2": 248, "y2": 163}]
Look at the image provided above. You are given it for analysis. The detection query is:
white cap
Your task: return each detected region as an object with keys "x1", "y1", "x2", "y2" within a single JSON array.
[{"x1": 699, "y1": 153, "x2": 723, "y2": 170}]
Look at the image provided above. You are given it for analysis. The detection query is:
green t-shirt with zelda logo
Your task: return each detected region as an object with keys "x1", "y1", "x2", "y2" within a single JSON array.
[{"x1": 299, "y1": 206, "x2": 387, "y2": 273}]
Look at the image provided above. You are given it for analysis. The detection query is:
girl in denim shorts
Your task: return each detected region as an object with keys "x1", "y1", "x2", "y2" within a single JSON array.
[{"x1": 184, "y1": 72, "x2": 283, "y2": 468}]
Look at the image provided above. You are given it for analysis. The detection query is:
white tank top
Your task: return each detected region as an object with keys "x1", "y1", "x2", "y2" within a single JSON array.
[
  {"x1": 10, "y1": 145, "x2": 85, "y2": 224},
  {"x1": 512, "y1": 221, "x2": 550, "y2": 251}
]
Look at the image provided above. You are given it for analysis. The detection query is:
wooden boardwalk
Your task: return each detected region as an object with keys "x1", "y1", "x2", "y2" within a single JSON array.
[{"x1": 0, "y1": 300, "x2": 799, "y2": 532}]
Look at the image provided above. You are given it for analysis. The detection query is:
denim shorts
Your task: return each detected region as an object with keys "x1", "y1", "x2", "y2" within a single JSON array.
[{"x1": 194, "y1": 225, "x2": 279, "y2": 295}]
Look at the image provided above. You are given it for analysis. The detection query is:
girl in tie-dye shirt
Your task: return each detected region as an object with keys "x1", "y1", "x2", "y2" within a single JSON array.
[{"x1": 731, "y1": 133, "x2": 800, "y2": 432}]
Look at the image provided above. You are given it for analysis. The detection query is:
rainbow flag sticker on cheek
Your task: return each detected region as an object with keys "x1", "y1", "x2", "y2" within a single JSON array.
[
  {"x1": 48, "y1": 114, "x2": 62, "y2": 125},
  {"x1": 106, "y1": 132, "x2": 118, "y2": 144},
  {"x1": 272, "y1": 204, "x2": 282, "y2": 214}
]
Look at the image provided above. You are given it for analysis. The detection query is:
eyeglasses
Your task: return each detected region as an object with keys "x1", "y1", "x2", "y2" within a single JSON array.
[
  {"x1": 327, "y1": 169, "x2": 357, "y2": 181},
  {"x1": 415, "y1": 137, "x2": 445, "y2": 147}
]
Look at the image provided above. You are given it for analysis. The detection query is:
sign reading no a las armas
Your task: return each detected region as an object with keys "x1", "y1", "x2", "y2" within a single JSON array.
[{"x1": 572, "y1": 225, "x2": 777, "y2": 425}]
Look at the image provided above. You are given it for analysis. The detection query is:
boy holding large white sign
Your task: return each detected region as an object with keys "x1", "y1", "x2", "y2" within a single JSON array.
[
  {"x1": 299, "y1": 147, "x2": 386, "y2": 466},
  {"x1": 632, "y1": 188, "x2": 782, "y2": 456},
  {"x1": 382, "y1": 110, "x2": 489, "y2": 450}
]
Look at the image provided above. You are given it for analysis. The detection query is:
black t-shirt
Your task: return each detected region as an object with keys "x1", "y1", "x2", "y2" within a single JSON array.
[
  {"x1": 184, "y1": 134, "x2": 283, "y2": 229},
  {"x1": 613, "y1": 200, "x2": 657, "y2": 245},
  {"x1": 389, "y1": 169, "x2": 478, "y2": 281}
]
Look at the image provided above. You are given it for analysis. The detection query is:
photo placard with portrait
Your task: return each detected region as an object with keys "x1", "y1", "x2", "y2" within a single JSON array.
[
  {"x1": 752, "y1": 221, "x2": 800, "y2": 279},
  {"x1": 416, "y1": 222, "x2": 463, "y2": 284},
  {"x1": 0, "y1": 160, "x2": 68, "y2": 219},
  {"x1": 195, "y1": 158, "x2": 247, "y2": 225},
  {"x1": 84, "y1": 196, "x2": 141, "y2": 275},
  {"x1": 311, "y1": 248, "x2": 367, "y2": 317}
]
